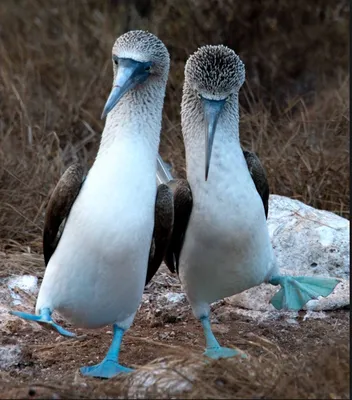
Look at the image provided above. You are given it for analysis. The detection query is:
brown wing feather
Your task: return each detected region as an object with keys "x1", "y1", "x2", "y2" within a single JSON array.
[
  {"x1": 145, "y1": 183, "x2": 174, "y2": 285},
  {"x1": 243, "y1": 150, "x2": 269, "y2": 219},
  {"x1": 43, "y1": 163, "x2": 84, "y2": 265},
  {"x1": 164, "y1": 179, "x2": 193, "y2": 275}
]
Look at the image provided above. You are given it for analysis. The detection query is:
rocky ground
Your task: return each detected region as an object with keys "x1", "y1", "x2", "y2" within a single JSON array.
[{"x1": 0, "y1": 261, "x2": 349, "y2": 399}]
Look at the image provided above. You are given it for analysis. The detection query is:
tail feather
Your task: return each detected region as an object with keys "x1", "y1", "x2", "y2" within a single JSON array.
[{"x1": 156, "y1": 154, "x2": 173, "y2": 185}]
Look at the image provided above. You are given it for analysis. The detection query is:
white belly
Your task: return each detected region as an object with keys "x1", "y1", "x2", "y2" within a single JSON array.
[
  {"x1": 179, "y1": 176, "x2": 277, "y2": 315},
  {"x1": 36, "y1": 148, "x2": 156, "y2": 329}
]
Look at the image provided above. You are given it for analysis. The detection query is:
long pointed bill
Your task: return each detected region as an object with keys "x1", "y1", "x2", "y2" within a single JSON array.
[
  {"x1": 101, "y1": 58, "x2": 150, "y2": 119},
  {"x1": 202, "y1": 98, "x2": 226, "y2": 181}
]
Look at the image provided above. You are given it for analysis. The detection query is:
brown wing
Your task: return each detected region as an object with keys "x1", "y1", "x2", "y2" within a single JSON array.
[
  {"x1": 145, "y1": 183, "x2": 174, "y2": 285},
  {"x1": 43, "y1": 163, "x2": 85, "y2": 265},
  {"x1": 164, "y1": 179, "x2": 193, "y2": 275},
  {"x1": 243, "y1": 150, "x2": 269, "y2": 219}
]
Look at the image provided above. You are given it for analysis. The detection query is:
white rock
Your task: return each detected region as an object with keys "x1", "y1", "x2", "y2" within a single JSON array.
[
  {"x1": 225, "y1": 305, "x2": 330, "y2": 324},
  {"x1": 154, "y1": 292, "x2": 187, "y2": 310},
  {"x1": 7, "y1": 275, "x2": 38, "y2": 306},
  {"x1": 163, "y1": 292, "x2": 186, "y2": 304},
  {"x1": 0, "y1": 274, "x2": 40, "y2": 333},
  {"x1": 303, "y1": 310, "x2": 328, "y2": 321},
  {"x1": 0, "y1": 344, "x2": 22, "y2": 369},
  {"x1": 228, "y1": 195, "x2": 350, "y2": 312},
  {"x1": 227, "y1": 279, "x2": 349, "y2": 313},
  {"x1": 268, "y1": 195, "x2": 349, "y2": 279}
]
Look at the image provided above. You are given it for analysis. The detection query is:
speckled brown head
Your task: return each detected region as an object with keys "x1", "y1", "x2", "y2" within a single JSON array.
[
  {"x1": 182, "y1": 45, "x2": 246, "y2": 180},
  {"x1": 184, "y1": 45, "x2": 245, "y2": 100},
  {"x1": 102, "y1": 30, "x2": 170, "y2": 119},
  {"x1": 112, "y1": 30, "x2": 170, "y2": 78}
]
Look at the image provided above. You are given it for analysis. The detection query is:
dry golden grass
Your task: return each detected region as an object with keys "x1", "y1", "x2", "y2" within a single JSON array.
[{"x1": 0, "y1": 0, "x2": 349, "y2": 252}]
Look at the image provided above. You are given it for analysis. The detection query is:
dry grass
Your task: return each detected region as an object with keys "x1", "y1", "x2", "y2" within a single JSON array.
[
  {"x1": 82, "y1": 339, "x2": 350, "y2": 399},
  {"x1": 0, "y1": 0, "x2": 349, "y2": 251},
  {"x1": 0, "y1": 338, "x2": 349, "y2": 399}
]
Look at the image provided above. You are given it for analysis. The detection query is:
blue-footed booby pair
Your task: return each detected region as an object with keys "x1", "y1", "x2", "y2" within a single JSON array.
[
  {"x1": 10, "y1": 31, "x2": 174, "y2": 378},
  {"x1": 164, "y1": 45, "x2": 340, "y2": 359}
]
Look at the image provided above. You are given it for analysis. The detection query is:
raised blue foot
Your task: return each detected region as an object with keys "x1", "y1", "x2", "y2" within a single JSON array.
[
  {"x1": 269, "y1": 275, "x2": 341, "y2": 311},
  {"x1": 80, "y1": 324, "x2": 134, "y2": 379},
  {"x1": 9, "y1": 307, "x2": 75, "y2": 337},
  {"x1": 200, "y1": 316, "x2": 246, "y2": 360}
]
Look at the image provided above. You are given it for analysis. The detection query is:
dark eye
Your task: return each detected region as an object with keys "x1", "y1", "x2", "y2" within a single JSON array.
[
  {"x1": 145, "y1": 66, "x2": 151, "y2": 71},
  {"x1": 114, "y1": 58, "x2": 118, "y2": 66}
]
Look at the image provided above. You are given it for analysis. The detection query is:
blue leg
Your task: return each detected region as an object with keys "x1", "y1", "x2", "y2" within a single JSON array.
[
  {"x1": 9, "y1": 307, "x2": 75, "y2": 337},
  {"x1": 80, "y1": 324, "x2": 133, "y2": 379},
  {"x1": 200, "y1": 316, "x2": 246, "y2": 360},
  {"x1": 269, "y1": 275, "x2": 340, "y2": 311}
]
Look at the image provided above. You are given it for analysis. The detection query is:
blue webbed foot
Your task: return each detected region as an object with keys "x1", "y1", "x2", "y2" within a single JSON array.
[
  {"x1": 80, "y1": 360, "x2": 133, "y2": 379},
  {"x1": 9, "y1": 308, "x2": 76, "y2": 337},
  {"x1": 204, "y1": 346, "x2": 246, "y2": 360},
  {"x1": 80, "y1": 323, "x2": 133, "y2": 379},
  {"x1": 200, "y1": 315, "x2": 247, "y2": 360},
  {"x1": 269, "y1": 275, "x2": 341, "y2": 311}
]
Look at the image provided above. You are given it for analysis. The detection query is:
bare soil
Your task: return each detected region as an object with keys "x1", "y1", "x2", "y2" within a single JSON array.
[{"x1": 0, "y1": 268, "x2": 350, "y2": 399}]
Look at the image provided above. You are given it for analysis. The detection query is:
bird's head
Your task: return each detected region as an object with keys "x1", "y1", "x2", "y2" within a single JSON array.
[
  {"x1": 102, "y1": 30, "x2": 170, "y2": 119},
  {"x1": 184, "y1": 45, "x2": 245, "y2": 180}
]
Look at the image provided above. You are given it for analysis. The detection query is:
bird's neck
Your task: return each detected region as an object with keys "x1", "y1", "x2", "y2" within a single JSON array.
[
  {"x1": 96, "y1": 79, "x2": 166, "y2": 161},
  {"x1": 182, "y1": 91, "x2": 247, "y2": 186}
]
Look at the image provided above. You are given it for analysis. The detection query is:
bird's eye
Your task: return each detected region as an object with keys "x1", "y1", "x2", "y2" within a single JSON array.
[
  {"x1": 114, "y1": 58, "x2": 118, "y2": 66},
  {"x1": 145, "y1": 66, "x2": 151, "y2": 71}
]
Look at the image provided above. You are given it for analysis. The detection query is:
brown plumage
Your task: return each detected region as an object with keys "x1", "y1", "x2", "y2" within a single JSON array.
[
  {"x1": 243, "y1": 150, "x2": 269, "y2": 219},
  {"x1": 164, "y1": 179, "x2": 193, "y2": 275},
  {"x1": 145, "y1": 183, "x2": 174, "y2": 285},
  {"x1": 43, "y1": 163, "x2": 84, "y2": 266}
]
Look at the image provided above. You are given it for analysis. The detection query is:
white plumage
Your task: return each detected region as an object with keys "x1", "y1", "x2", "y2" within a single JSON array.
[
  {"x1": 37, "y1": 132, "x2": 158, "y2": 329},
  {"x1": 179, "y1": 112, "x2": 278, "y2": 319}
]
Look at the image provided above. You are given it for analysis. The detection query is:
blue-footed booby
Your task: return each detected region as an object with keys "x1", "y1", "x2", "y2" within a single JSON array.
[
  {"x1": 9, "y1": 30, "x2": 174, "y2": 378},
  {"x1": 164, "y1": 45, "x2": 340, "y2": 359}
]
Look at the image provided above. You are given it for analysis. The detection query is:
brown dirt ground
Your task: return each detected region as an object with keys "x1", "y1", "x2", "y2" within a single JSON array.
[{"x1": 0, "y1": 272, "x2": 350, "y2": 399}]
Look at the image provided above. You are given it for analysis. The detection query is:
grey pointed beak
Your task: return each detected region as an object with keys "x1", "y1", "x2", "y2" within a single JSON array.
[
  {"x1": 101, "y1": 58, "x2": 150, "y2": 119},
  {"x1": 202, "y1": 98, "x2": 226, "y2": 181}
]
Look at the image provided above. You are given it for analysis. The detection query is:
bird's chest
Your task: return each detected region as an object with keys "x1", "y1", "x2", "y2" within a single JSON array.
[
  {"x1": 191, "y1": 180, "x2": 263, "y2": 246},
  {"x1": 60, "y1": 160, "x2": 156, "y2": 264},
  {"x1": 179, "y1": 179, "x2": 273, "y2": 301},
  {"x1": 40, "y1": 162, "x2": 157, "y2": 327}
]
